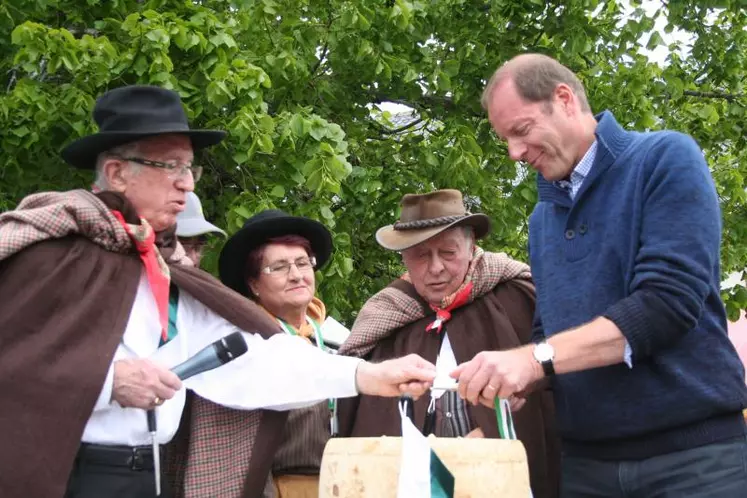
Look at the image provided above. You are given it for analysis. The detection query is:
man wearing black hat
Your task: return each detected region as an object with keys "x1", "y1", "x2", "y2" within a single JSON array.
[{"x1": 0, "y1": 85, "x2": 436, "y2": 498}]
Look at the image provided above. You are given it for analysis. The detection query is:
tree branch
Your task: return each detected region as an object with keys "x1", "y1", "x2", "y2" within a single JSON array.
[
  {"x1": 371, "y1": 93, "x2": 485, "y2": 119},
  {"x1": 376, "y1": 117, "x2": 426, "y2": 135},
  {"x1": 309, "y1": 9, "x2": 334, "y2": 79},
  {"x1": 683, "y1": 90, "x2": 743, "y2": 102},
  {"x1": 310, "y1": 43, "x2": 329, "y2": 78}
]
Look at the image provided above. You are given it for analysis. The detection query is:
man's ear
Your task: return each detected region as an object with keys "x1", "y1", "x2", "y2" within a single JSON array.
[
  {"x1": 104, "y1": 159, "x2": 129, "y2": 192},
  {"x1": 554, "y1": 83, "x2": 577, "y2": 115}
]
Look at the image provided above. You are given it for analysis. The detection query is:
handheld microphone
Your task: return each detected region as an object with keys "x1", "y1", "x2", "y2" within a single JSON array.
[
  {"x1": 171, "y1": 331, "x2": 248, "y2": 380},
  {"x1": 146, "y1": 332, "x2": 248, "y2": 496}
]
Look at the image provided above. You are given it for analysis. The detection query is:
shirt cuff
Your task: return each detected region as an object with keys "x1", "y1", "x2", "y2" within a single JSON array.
[
  {"x1": 623, "y1": 340, "x2": 633, "y2": 368},
  {"x1": 93, "y1": 362, "x2": 115, "y2": 411}
]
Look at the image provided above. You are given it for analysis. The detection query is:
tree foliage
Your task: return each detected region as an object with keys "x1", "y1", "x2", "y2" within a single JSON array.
[{"x1": 2, "y1": 0, "x2": 746, "y2": 321}]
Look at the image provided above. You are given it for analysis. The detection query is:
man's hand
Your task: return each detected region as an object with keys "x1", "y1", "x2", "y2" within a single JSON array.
[
  {"x1": 355, "y1": 354, "x2": 436, "y2": 399},
  {"x1": 112, "y1": 358, "x2": 183, "y2": 409},
  {"x1": 451, "y1": 346, "x2": 543, "y2": 408}
]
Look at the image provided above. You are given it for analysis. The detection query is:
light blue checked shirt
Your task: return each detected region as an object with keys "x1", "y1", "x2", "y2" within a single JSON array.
[
  {"x1": 554, "y1": 141, "x2": 598, "y2": 199},
  {"x1": 553, "y1": 141, "x2": 633, "y2": 368}
]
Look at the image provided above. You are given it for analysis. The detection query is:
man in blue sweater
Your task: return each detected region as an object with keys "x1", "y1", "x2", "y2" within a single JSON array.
[{"x1": 453, "y1": 53, "x2": 747, "y2": 496}]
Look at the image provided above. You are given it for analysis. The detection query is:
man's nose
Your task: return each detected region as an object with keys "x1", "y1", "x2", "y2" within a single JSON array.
[
  {"x1": 507, "y1": 138, "x2": 526, "y2": 162},
  {"x1": 175, "y1": 171, "x2": 195, "y2": 192},
  {"x1": 428, "y1": 255, "x2": 445, "y2": 274}
]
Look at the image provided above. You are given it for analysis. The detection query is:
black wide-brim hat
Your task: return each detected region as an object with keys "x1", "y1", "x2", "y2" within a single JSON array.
[
  {"x1": 61, "y1": 85, "x2": 226, "y2": 169},
  {"x1": 219, "y1": 209, "x2": 334, "y2": 297}
]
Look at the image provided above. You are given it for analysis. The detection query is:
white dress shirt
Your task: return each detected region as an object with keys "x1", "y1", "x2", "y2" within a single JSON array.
[{"x1": 81, "y1": 273, "x2": 362, "y2": 446}]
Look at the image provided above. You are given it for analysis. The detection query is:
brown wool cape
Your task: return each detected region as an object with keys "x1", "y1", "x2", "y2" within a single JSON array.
[
  {"x1": 0, "y1": 194, "x2": 288, "y2": 498},
  {"x1": 336, "y1": 279, "x2": 561, "y2": 498}
]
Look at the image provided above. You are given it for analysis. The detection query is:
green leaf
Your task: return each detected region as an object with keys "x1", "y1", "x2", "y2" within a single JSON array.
[
  {"x1": 442, "y1": 60, "x2": 460, "y2": 77},
  {"x1": 270, "y1": 185, "x2": 285, "y2": 198},
  {"x1": 462, "y1": 136, "x2": 483, "y2": 156},
  {"x1": 341, "y1": 9, "x2": 357, "y2": 28},
  {"x1": 404, "y1": 67, "x2": 419, "y2": 83},
  {"x1": 145, "y1": 29, "x2": 169, "y2": 45},
  {"x1": 342, "y1": 257, "x2": 354, "y2": 275},
  {"x1": 234, "y1": 205, "x2": 252, "y2": 219},
  {"x1": 12, "y1": 126, "x2": 30, "y2": 137},
  {"x1": 646, "y1": 31, "x2": 664, "y2": 50},
  {"x1": 257, "y1": 134, "x2": 274, "y2": 153},
  {"x1": 319, "y1": 142, "x2": 335, "y2": 155},
  {"x1": 290, "y1": 114, "x2": 306, "y2": 136},
  {"x1": 356, "y1": 11, "x2": 371, "y2": 30},
  {"x1": 309, "y1": 123, "x2": 327, "y2": 141},
  {"x1": 437, "y1": 72, "x2": 452, "y2": 91},
  {"x1": 306, "y1": 169, "x2": 323, "y2": 191},
  {"x1": 258, "y1": 115, "x2": 275, "y2": 133},
  {"x1": 697, "y1": 104, "x2": 719, "y2": 124},
  {"x1": 320, "y1": 205, "x2": 334, "y2": 220},
  {"x1": 303, "y1": 158, "x2": 320, "y2": 176}
]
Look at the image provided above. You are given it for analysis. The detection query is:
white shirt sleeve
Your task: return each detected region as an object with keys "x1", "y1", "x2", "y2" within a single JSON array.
[
  {"x1": 623, "y1": 340, "x2": 633, "y2": 368},
  {"x1": 177, "y1": 290, "x2": 362, "y2": 411}
]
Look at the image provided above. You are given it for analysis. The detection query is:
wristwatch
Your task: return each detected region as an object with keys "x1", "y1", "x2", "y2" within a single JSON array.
[{"x1": 532, "y1": 341, "x2": 555, "y2": 377}]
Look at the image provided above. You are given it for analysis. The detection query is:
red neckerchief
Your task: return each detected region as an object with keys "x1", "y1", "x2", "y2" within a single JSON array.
[
  {"x1": 112, "y1": 210, "x2": 170, "y2": 343},
  {"x1": 425, "y1": 281, "x2": 474, "y2": 334}
]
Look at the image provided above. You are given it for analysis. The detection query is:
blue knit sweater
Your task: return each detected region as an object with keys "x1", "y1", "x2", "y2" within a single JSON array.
[{"x1": 529, "y1": 111, "x2": 747, "y2": 459}]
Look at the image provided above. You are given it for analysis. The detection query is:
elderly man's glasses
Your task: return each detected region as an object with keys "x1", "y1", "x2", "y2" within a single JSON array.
[
  {"x1": 112, "y1": 155, "x2": 203, "y2": 182},
  {"x1": 261, "y1": 256, "x2": 317, "y2": 276}
]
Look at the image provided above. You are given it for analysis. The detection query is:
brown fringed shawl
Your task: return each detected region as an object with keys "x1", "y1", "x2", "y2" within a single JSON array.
[{"x1": 0, "y1": 190, "x2": 287, "y2": 498}]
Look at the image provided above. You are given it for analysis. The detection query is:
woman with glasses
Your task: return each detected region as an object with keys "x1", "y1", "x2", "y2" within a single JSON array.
[{"x1": 218, "y1": 209, "x2": 342, "y2": 498}]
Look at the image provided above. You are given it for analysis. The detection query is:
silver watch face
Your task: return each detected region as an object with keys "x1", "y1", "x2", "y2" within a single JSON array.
[{"x1": 534, "y1": 342, "x2": 555, "y2": 362}]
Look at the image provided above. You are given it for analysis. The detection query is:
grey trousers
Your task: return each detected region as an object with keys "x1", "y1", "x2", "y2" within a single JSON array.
[{"x1": 560, "y1": 435, "x2": 747, "y2": 498}]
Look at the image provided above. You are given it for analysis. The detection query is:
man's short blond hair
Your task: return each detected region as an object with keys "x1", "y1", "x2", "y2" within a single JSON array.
[{"x1": 481, "y1": 53, "x2": 591, "y2": 113}]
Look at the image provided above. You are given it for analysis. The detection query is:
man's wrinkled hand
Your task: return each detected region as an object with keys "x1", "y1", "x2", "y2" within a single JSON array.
[
  {"x1": 112, "y1": 358, "x2": 183, "y2": 409},
  {"x1": 355, "y1": 354, "x2": 436, "y2": 399},
  {"x1": 450, "y1": 346, "x2": 543, "y2": 408}
]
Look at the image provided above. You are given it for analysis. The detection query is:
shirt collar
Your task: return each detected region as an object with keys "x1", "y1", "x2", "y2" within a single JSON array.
[{"x1": 553, "y1": 140, "x2": 598, "y2": 194}]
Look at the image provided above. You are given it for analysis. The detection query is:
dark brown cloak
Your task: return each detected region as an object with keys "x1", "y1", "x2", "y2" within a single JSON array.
[
  {"x1": 337, "y1": 279, "x2": 561, "y2": 498},
  {"x1": 0, "y1": 194, "x2": 287, "y2": 498}
]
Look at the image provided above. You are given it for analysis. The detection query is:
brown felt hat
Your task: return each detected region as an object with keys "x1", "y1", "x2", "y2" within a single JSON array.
[{"x1": 376, "y1": 189, "x2": 491, "y2": 251}]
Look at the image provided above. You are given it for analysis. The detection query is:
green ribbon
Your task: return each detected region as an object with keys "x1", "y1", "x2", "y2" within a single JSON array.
[
  {"x1": 160, "y1": 283, "x2": 180, "y2": 347},
  {"x1": 430, "y1": 450, "x2": 455, "y2": 498},
  {"x1": 277, "y1": 315, "x2": 337, "y2": 432},
  {"x1": 494, "y1": 397, "x2": 517, "y2": 440}
]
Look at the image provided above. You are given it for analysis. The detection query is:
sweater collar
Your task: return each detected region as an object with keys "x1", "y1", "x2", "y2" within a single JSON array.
[{"x1": 537, "y1": 110, "x2": 632, "y2": 205}]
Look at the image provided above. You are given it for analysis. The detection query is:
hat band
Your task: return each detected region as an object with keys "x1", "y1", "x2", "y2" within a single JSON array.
[{"x1": 393, "y1": 215, "x2": 467, "y2": 231}]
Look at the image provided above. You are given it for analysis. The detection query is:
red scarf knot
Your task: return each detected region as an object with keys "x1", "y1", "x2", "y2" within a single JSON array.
[{"x1": 425, "y1": 281, "x2": 473, "y2": 334}]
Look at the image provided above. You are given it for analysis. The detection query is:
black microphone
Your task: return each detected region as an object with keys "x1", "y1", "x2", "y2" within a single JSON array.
[
  {"x1": 146, "y1": 331, "x2": 248, "y2": 495},
  {"x1": 171, "y1": 331, "x2": 248, "y2": 380}
]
